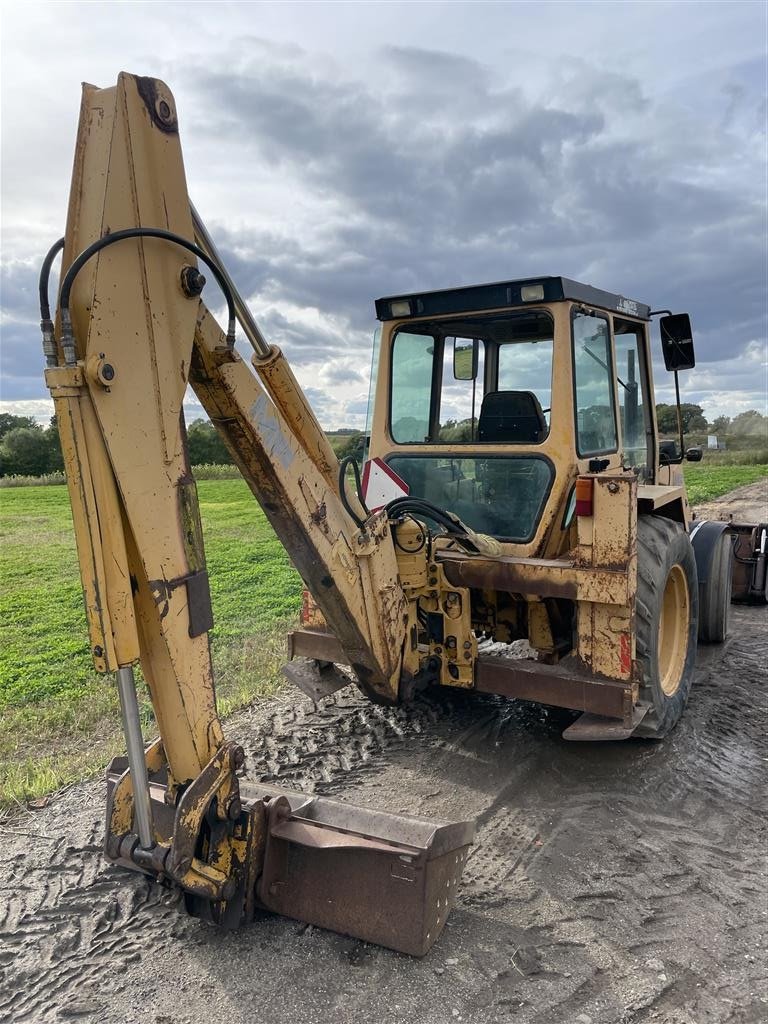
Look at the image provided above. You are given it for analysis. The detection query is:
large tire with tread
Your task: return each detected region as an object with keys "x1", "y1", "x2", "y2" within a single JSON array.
[
  {"x1": 698, "y1": 531, "x2": 733, "y2": 643},
  {"x1": 634, "y1": 516, "x2": 698, "y2": 739}
]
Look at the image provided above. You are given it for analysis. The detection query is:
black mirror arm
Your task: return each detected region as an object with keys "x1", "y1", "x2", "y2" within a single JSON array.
[{"x1": 673, "y1": 369, "x2": 686, "y2": 466}]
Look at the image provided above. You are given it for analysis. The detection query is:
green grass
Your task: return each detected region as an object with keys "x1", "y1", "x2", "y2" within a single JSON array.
[
  {"x1": 1, "y1": 464, "x2": 766, "y2": 808},
  {"x1": 0, "y1": 479, "x2": 302, "y2": 807},
  {"x1": 682, "y1": 463, "x2": 768, "y2": 505}
]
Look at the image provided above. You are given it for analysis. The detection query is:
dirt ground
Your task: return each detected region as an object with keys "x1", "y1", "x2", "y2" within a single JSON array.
[
  {"x1": 1, "y1": 488, "x2": 766, "y2": 1024},
  {"x1": 692, "y1": 479, "x2": 767, "y2": 527}
]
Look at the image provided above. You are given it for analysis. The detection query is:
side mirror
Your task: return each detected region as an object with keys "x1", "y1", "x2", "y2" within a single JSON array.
[
  {"x1": 660, "y1": 313, "x2": 695, "y2": 371},
  {"x1": 453, "y1": 337, "x2": 478, "y2": 380},
  {"x1": 686, "y1": 446, "x2": 703, "y2": 462},
  {"x1": 659, "y1": 439, "x2": 680, "y2": 464}
]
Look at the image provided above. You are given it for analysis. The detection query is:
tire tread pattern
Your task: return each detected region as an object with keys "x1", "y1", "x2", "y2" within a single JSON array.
[{"x1": 635, "y1": 515, "x2": 699, "y2": 738}]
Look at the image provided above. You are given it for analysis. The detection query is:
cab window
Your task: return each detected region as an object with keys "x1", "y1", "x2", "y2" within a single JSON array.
[
  {"x1": 389, "y1": 311, "x2": 554, "y2": 445},
  {"x1": 572, "y1": 313, "x2": 618, "y2": 456},
  {"x1": 614, "y1": 321, "x2": 652, "y2": 477},
  {"x1": 390, "y1": 332, "x2": 434, "y2": 443}
]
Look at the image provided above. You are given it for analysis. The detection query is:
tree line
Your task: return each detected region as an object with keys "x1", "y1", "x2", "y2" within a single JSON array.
[{"x1": 0, "y1": 407, "x2": 765, "y2": 478}]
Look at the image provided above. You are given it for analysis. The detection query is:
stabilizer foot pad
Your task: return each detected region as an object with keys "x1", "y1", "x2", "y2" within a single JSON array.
[
  {"x1": 282, "y1": 658, "x2": 351, "y2": 701},
  {"x1": 562, "y1": 705, "x2": 649, "y2": 741}
]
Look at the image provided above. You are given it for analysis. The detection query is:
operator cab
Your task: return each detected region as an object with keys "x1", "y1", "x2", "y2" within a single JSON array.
[{"x1": 367, "y1": 277, "x2": 693, "y2": 551}]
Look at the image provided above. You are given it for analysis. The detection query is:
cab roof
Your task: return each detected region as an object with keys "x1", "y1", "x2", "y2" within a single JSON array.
[{"x1": 375, "y1": 276, "x2": 650, "y2": 322}]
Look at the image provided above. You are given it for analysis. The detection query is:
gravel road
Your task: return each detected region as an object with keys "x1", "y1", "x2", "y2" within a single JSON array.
[{"x1": 1, "y1": 490, "x2": 766, "y2": 1024}]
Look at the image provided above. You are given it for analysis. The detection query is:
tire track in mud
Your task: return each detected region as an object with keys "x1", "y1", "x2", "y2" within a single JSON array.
[
  {"x1": 0, "y1": 815, "x2": 189, "y2": 1023},
  {"x1": 450, "y1": 606, "x2": 768, "y2": 1023},
  {"x1": 0, "y1": 690, "x2": 480, "y2": 1024},
  {"x1": 0, "y1": 606, "x2": 765, "y2": 1024}
]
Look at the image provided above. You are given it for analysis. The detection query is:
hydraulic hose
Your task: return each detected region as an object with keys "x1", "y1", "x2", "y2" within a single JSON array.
[
  {"x1": 38, "y1": 237, "x2": 65, "y2": 367},
  {"x1": 56, "y1": 227, "x2": 238, "y2": 363},
  {"x1": 338, "y1": 456, "x2": 370, "y2": 530}
]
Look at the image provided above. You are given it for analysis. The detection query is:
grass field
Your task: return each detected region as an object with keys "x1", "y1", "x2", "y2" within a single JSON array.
[
  {"x1": 682, "y1": 463, "x2": 768, "y2": 505},
  {"x1": 1, "y1": 463, "x2": 766, "y2": 807},
  {"x1": 0, "y1": 479, "x2": 302, "y2": 807}
]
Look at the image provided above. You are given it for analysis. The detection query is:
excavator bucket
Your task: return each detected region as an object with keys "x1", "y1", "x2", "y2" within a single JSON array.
[
  {"x1": 255, "y1": 785, "x2": 474, "y2": 955},
  {"x1": 106, "y1": 761, "x2": 474, "y2": 956}
]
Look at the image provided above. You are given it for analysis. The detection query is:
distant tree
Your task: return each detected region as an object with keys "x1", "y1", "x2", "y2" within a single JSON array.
[
  {"x1": 0, "y1": 426, "x2": 51, "y2": 477},
  {"x1": 655, "y1": 403, "x2": 707, "y2": 434},
  {"x1": 45, "y1": 415, "x2": 64, "y2": 472},
  {"x1": 186, "y1": 419, "x2": 232, "y2": 465},
  {"x1": 711, "y1": 415, "x2": 731, "y2": 435},
  {"x1": 655, "y1": 404, "x2": 677, "y2": 434},
  {"x1": 0, "y1": 413, "x2": 37, "y2": 440},
  {"x1": 730, "y1": 410, "x2": 768, "y2": 438},
  {"x1": 334, "y1": 431, "x2": 365, "y2": 461},
  {"x1": 439, "y1": 418, "x2": 474, "y2": 442}
]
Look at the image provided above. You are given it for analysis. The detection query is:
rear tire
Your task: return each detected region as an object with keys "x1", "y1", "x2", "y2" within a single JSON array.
[
  {"x1": 634, "y1": 516, "x2": 698, "y2": 738},
  {"x1": 698, "y1": 531, "x2": 733, "y2": 643}
]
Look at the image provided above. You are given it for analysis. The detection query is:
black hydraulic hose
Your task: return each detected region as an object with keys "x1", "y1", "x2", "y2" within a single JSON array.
[
  {"x1": 38, "y1": 237, "x2": 65, "y2": 367},
  {"x1": 338, "y1": 456, "x2": 369, "y2": 530},
  {"x1": 39, "y1": 237, "x2": 65, "y2": 321},
  {"x1": 385, "y1": 496, "x2": 466, "y2": 535},
  {"x1": 57, "y1": 227, "x2": 238, "y2": 363}
]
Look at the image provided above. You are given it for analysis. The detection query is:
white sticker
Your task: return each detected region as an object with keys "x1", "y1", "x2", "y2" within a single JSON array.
[{"x1": 361, "y1": 457, "x2": 409, "y2": 513}]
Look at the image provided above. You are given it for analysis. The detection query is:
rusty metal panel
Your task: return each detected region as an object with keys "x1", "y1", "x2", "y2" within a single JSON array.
[
  {"x1": 475, "y1": 655, "x2": 633, "y2": 720},
  {"x1": 287, "y1": 629, "x2": 348, "y2": 665},
  {"x1": 257, "y1": 794, "x2": 474, "y2": 956},
  {"x1": 562, "y1": 706, "x2": 649, "y2": 740},
  {"x1": 282, "y1": 659, "x2": 351, "y2": 701},
  {"x1": 574, "y1": 474, "x2": 637, "y2": 679},
  {"x1": 438, "y1": 550, "x2": 630, "y2": 606}
]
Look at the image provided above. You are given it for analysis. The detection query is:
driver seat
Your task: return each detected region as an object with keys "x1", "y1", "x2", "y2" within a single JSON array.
[{"x1": 478, "y1": 391, "x2": 547, "y2": 443}]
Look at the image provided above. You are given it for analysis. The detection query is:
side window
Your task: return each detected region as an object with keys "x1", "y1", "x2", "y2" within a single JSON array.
[
  {"x1": 497, "y1": 337, "x2": 553, "y2": 434},
  {"x1": 390, "y1": 332, "x2": 434, "y2": 442},
  {"x1": 438, "y1": 339, "x2": 485, "y2": 441},
  {"x1": 614, "y1": 325, "x2": 650, "y2": 473},
  {"x1": 572, "y1": 313, "x2": 618, "y2": 456}
]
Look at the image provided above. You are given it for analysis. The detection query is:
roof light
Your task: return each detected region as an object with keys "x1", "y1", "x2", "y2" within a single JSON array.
[
  {"x1": 390, "y1": 299, "x2": 412, "y2": 318},
  {"x1": 521, "y1": 284, "x2": 545, "y2": 302}
]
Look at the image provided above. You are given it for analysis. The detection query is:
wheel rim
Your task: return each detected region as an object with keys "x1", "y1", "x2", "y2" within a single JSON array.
[{"x1": 658, "y1": 564, "x2": 690, "y2": 696}]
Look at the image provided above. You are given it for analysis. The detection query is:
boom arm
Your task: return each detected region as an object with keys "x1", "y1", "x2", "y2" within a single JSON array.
[
  {"x1": 42, "y1": 73, "x2": 472, "y2": 954},
  {"x1": 49, "y1": 72, "x2": 408, "y2": 784}
]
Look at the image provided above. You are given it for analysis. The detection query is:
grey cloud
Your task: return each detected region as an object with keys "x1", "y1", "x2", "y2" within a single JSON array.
[
  {"x1": 1, "y1": 36, "x2": 764, "y2": 424},
  {"x1": 1, "y1": 261, "x2": 41, "y2": 323},
  {"x1": 322, "y1": 364, "x2": 365, "y2": 386},
  {"x1": 343, "y1": 399, "x2": 371, "y2": 423}
]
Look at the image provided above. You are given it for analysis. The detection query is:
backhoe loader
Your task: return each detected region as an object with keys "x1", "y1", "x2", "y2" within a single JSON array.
[{"x1": 39, "y1": 73, "x2": 767, "y2": 956}]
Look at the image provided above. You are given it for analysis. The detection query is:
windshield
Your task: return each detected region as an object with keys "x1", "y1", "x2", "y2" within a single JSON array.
[
  {"x1": 386, "y1": 454, "x2": 553, "y2": 541},
  {"x1": 389, "y1": 311, "x2": 554, "y2": 444}
]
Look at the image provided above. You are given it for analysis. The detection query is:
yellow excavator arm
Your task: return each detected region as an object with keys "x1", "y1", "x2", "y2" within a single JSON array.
[{"x1": 41, "y1": 73, "x2": 473, "y2": 955}]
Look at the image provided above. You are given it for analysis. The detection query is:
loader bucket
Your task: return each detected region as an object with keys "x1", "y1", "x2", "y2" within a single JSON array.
[
  {"x1": 254, "y1": 784, "x2": 475, "y2": 956},
  {"x1": 105, "y1": 761, "x2": 474, "y2": 956}
]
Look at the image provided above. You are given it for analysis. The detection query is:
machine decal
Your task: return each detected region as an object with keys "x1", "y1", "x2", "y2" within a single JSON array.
[{"x1": 249, "y1": 391, "x2": 295, "y2": 471}]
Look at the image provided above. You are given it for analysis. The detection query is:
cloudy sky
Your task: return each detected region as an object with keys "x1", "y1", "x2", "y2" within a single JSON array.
[{"x1": 1, "y1": 1, "x2": 766, "y2": 429}]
